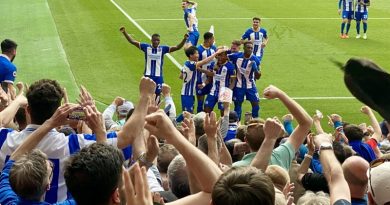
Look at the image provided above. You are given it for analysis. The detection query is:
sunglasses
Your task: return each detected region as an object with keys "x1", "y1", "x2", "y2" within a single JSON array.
[{"x1": 368, "y1": 158, "x2": 390, "y2": 198}]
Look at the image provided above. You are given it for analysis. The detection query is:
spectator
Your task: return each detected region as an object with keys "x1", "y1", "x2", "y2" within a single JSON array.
[
  {"x1": 342, "y1": 156, "x2": 369, "y2": 205},
  {"x1": 102, "y1": 96, "x2": 134, "y2": 131},
  {"x1": 0, "y1": 39, "x2": 17, "y2": 94},
  {"x1": 367, "y1": 159, "x2": 390, "y2": 205}
]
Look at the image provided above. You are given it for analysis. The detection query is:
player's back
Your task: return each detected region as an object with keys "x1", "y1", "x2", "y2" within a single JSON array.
[{"x1": 181, "y1": 60, "x2": 197, "y2": 96}]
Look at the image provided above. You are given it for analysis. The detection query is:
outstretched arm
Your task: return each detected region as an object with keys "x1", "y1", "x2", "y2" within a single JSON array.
[
  {"x1": 250, "y1": 118, "x2": 283, "y2": 171},
  {"x1": 169, "y1": 34, "x2": 189, "y2": 53},
  {"x1": 145, "y1": 110, "x2": 222, "y2": 194},
  {"x1": 263, "y1": 85, "x2": 313, "y2": 151},
  {"x1": 116, "y1": 77, "x2": 155, "y2": 149},
  {"x1": 314, "y1": 133, "x2": 351, "y2": 204},
  {"x1": 119, "y1": 26, "x2": 141, "y2": 48}
]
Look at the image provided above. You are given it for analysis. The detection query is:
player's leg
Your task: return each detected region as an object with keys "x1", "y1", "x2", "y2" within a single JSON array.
[
  {"x1": 340, "y1": 11, "x2": 348, "y2": 38},
  {"x1": 184, "y1": 31, "x2": 200, "y2": 49},
  {"x1": 345, "y1": 12, "x2": 352, "y2": 38},
  {"x1": 246, "y1": 87, "x2": 260, "y2": 118},
  {"x1": 196, "y1": 83, "x2": 212, "y2": 113},
  {"x1": 204, "y1": 94, "x2": 217, "y2": 113},
  {"x1": 363, "y1": 12, "x2": 368, "y2": 39},
  {"x1": 355, "y1": 12, "x2": 362, "y2": 38},
  {"x1": 181, "y1": 95, "x2": 195, "y2": 113},
  {"x1": 233, "y1": 87, "x2": 245, "y2": 121}
]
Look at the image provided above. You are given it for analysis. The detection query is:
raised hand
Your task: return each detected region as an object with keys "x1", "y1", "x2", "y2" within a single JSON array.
[
  {"x1": 139, "y1": 77, "x2": 156, "y2": 98},
  {"x1": 306, "y1": 133, "x2": 315, "y2": 154},
  {"x1": 83, "y1": 105, "x2": 105, "y2": 136},
  {"x1": 182, "y1": 116, "x2": 196, "y2": 146},
  {"x1": 161, "y1": 84, "x2": 171, "y2": 97},
  {"x1": 204, "y1": 112, "x2": 218, "y2": 139},
  {"x1": 144, "y1": 110, "x2": 177, "y2": 142},
  {"x1": 263, "y1": 85, "x2": 283, "y2": 99},
  {"x1": 360, "y1": 105, "x2": 372, "y2": 115},
  {"x1": 78, "y1": 85, "x2": 94, "y2": 107},
  {"x1": 146, "y1": 135, "x2": 159, "y2": 164},
  {"x1": 119, "y1": 26, "x2": 126, "y2": 33},
  {"x1": 263, "y1": 118, "x2": 283, "y2": 140},
  {"x1": 123, "y1": 163, "x2": 153, "y2": 205},
  {"x1": 313, "y1": 133, "x2": 333, "y2": 148},
  {"x1": 46, "y1": 103, "x2": 80, "y2": 128}
]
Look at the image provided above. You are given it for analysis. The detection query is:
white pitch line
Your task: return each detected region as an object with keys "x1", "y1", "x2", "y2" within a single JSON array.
[
  {"x1": 110, "y1": 0, "x2": 182, "y2": 70},
  {"x1": 134, "y1": 17, "x2": 390, "y2": 21}
]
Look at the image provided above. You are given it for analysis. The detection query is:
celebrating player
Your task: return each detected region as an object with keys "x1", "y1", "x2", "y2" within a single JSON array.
[
  {"x1": 355, "y1": 0, "x2": 370, "y2": 39},
  {"x1": 182, "y1": 0, "x2": 200, "y2": 49},
  {"x1": 241, "y1": 17, "x2": 268, "y2": 62},
  {"x1": 338, "y1": 0, "x2": 354, "y2": 38}
]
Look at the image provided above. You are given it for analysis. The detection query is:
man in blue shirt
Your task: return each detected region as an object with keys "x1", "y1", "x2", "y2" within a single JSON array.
[
  {"x1": 228, "y1": 42, "x2": 261, "y2": 120},
  {"x1": 120, "y1": 27, "x2": 188, "y2": 95},
  {"x1": 338, "y1": 0, "x2": 354, "y2": 38},
  {"x1": 355, "y1": 0, "x2": 370, "y2": 39},
  {"x1": 241, "y1": 17, "x2": 268, "y2": 63},
  {"x1": 0, "y1": 39, "x2": 17, "y2": 94}
]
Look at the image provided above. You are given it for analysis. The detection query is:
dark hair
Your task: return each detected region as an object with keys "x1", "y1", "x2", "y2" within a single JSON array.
[
  {"x1": 243, "y1": 41, "x2": 253, "y2": 48},
  {"x1": 151, "y1": 33, "x2": 160, "y2": 39},
  {"x1": 344, "y1": 124, "x2": 364, "y2": 141},
  {"x1": 203, "y1": 32, "x2": 214, "y2": 41},
  {"x1": 64, "y1": 143, "x2": 125, "y2": 205},
  {"x1": 185, "y1": 46, "x2": 198, "y2": 57},
  {"x1": 26, "y1": 79, "x2": 64, "y2": 125},
  {"x1": 212, "y1": 166, "x2": 275, "y2": 205},
  {"x1": 252, "y1": 17, "x2": 261, "y2": 22},
  {"x1": 15, "y1": 107, "x2": 27, "y2": 130},
  {"x1": 1, "y1": 39, "x2": 17, "y2": 53},
  {"x1": 333, "y1": 141, "x2": 347, "y2": 163}
]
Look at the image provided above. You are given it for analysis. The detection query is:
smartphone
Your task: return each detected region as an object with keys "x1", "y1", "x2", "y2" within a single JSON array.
[{"x1": 68, "y1": 107, "x2": 86, "y2": 120}]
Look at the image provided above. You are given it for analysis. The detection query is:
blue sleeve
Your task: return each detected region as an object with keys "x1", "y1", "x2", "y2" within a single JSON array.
[
  {"x1": 251, "y1": 60, "x2": 259, "y2": 72},
  {"x1": 3, "y1": 64, "x2": 16, "y2": 83},
  {"x1": 338, "y1": 0, "x2": 342, "y2": 9},
  {"x1": 107, "y1": 132, "x2": 133, "y2": 160},
  {"x1": 140, "y1": 43, "x2": 148, "y2": 52},
  {"x1": 262, "y1": 29, "x2": 268, "y2": 39},
  {"x1": 0, "y1": 160, "x2": 18, "y2": 205},
  {"x1": 228, "y1": 53, "x2": 238, "y2": 63},
  {"x1": 242, "y1": 29, "x2": 250, "y2": 40},
  {"x1": 162, "y1": 45, "x2": 170, "y2": 54},
  {"x1": 283, "y1": 120, "x2": 294, "y2": 136},
  {"x1": 310, "y1": 156, "x2": 323, "y2": 174}
]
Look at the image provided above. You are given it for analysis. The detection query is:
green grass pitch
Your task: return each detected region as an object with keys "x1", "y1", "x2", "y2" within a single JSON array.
[{"x1": 1, "y1": 0, "x2": 390, "y2": 130}]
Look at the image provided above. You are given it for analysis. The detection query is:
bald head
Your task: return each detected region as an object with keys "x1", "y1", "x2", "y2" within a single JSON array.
[{"x1": 342, "y1": 156, "x2": 369, "y2": 186}]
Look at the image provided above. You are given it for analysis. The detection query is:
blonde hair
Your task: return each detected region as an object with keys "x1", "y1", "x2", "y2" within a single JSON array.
[
  {"x1": 265, "y1": 165, "x2": 290, "y2": 191},
  {"x1": 10, "y1": 149, "x2": 49, "y2": 201},
  {"x1": 297, "y1": 191, "x2": 330, "y2": 205}
]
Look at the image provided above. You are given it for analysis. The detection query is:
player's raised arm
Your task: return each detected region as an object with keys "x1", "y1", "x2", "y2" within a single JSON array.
[
  {"x1": 338, "y1": 0, "x2": 342, "y2": 14},
  {"x1": 169, "y1": 33, "x2": 189, "y2": 53},
  {"x1": 186, "y1": 0, "x2": 198, "y2": 8},
  {"x1": 119, "y1": 26, "x2": 141, "y2": 49}
]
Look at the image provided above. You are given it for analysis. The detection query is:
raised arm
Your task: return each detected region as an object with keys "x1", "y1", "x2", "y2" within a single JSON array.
[
  {"x1": 196, "y1": 48, "x2": 226, "y2": 68},
  {"x1": 116, "y1": 77, "x2": 155, "y2": 149},
  {"x1": 297, "y1": 134, "x2": 315, "y2": 182},
  {"x1": 10, "y1": 104, "x2": 78, "y2": 160},
  {"x1": 315, "y1": 133, "x2": 351, "y2": 204},
  {"x1": 250, "y1": 118, "x2": 283, "y2": 171},
  {"x1": 145, "y1": 110, "x2": 222, "y2": 194},
  {"x1": 0, "y1": 83, "x2": 27, "y2": 127},
  {"x1": 204, "y1": 112, "x2": 219, "y2": 164},
  {"x1": 102, "y1": 96, "x2": 124, "y2": 130},
  {"x1": 313, "y1": 113, "x2": 325, "y2": 134},
  {"x1": 263, "y1": 85, "x2": 313, "y2": 151},
  {"x1": 119, "y1": 26, "x2": 141, "y2": 48},
  {"x1": 361, "y1": 106, "x2": 382, "y2": 142},
  {"x1": 169, "y1": 34, "x2": 189, "y2": 53}
]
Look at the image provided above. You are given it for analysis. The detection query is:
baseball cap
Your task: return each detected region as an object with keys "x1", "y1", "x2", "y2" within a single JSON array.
[
  {"x1": 118, "y1": 101, "x2": 134, "y2": 116},
  {"x1": 229, "y1": 111, "x2": 239, "y2": 123},
  {"x1": 342, "y1": 58, "x2": 390, "y2": 121},
  {"x1": 368, "y1": 159, "x2": 390, "y2": 205}
]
